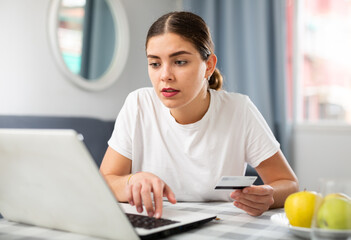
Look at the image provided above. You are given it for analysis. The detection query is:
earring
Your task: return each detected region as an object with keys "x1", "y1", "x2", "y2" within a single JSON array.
[{"x1": 207, "y1": 76, "x2": 211, "y2": 81}]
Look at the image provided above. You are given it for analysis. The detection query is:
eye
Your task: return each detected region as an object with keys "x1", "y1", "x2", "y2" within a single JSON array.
[
  {"x1": 175, "y1": 60, "x2": 187, "y2": 66},
  {"x1": 149, "y1": 62, "x2": 160, "y2": 68}
]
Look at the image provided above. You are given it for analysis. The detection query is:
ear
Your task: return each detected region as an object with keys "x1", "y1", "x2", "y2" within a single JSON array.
[{"x1": 205, "y1": 54, "x2": 217, "y2": 78}]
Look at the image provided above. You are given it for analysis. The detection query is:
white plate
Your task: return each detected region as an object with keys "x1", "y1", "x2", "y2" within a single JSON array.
[
  {"x1": 270, "y1": 213, "x2": 310, "y2": 239},
  {"x1": 271, "y1": 213, "x2": 351, "y2": 239}
]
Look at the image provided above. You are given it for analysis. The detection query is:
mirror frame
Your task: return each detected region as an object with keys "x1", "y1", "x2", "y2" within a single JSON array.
[{"x1": 48, "y1": 0, "x2": 130, "y2": 91}]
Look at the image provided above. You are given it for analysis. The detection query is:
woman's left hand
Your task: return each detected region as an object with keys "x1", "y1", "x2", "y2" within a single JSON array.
[{"x1": 230, "y1": 185, "x2": 274, "y2": 216}]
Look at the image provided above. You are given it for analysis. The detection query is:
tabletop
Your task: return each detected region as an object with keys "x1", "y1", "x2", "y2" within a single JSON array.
[{"x1": 0, "y1": 201, "x2": 302, "y2": 240}]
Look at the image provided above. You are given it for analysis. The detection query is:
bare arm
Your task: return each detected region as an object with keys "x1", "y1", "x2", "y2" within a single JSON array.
[
  {"x1": 230, "y1": 150, "x2": 299, "y2": 216},
  {"x1": 255, "y1": 150, "x2": 299, "y2": 208},
  {"x1": 99, "y1": 146, "x2": 132, "y2": 202}
]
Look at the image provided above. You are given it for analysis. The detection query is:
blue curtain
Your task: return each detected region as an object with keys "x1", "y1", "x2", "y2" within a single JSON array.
[{"x1": 183, "y1": 0, "x2": 292, "y2": 164}]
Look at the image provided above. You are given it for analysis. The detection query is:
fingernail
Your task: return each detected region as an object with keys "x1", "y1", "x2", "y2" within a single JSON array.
[
  {"x1": 243, "y1": 189, "x2": 248, "y2": 193},
  {"x1": 148, "y1": 211, "x2": 154, "y2": 217},
  {"x1": 154, "y1": 213, "x2": 160, "y2": 219},
  {"x1": 137, "y1": 207, "x2": 143, "y2": 213},
  {"x1": 129, "y1": 201, "x2": 134, "y2": 206}
]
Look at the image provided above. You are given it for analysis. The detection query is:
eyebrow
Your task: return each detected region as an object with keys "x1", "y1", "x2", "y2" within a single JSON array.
[{"x1": 147, "y1": 50, "x2": 192, "y2": 59}]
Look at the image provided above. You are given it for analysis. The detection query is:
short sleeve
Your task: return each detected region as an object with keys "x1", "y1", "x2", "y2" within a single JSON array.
[
  {"x1": 244, "y1": 97, "x2": 280, "y2": 168},
  {"x1": 108, "y1": 92, "x2": 138, "y2": 160}
]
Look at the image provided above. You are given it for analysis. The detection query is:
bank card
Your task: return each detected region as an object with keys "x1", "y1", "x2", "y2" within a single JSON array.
[{"x1": 214, "y1": 176, "x2": 257, "y2": 190}]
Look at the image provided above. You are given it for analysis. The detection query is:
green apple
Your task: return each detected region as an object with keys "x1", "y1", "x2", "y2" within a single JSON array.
[
  {"x1": 317, "y1": 196, "x2": 351, "y2": 230},
  {"x1": 324, "y1": 193, "x2": 351, "y2": 201}
]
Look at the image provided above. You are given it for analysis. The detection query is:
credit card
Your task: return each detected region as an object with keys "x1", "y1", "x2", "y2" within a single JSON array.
[{"x1": 214, "y1": 176, "x2": 257, "y2": 190}]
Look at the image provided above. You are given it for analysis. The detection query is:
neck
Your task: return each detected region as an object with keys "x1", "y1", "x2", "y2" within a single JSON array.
[{"x1": 170, "y1": 89, "x2": 210, "y2": 125}]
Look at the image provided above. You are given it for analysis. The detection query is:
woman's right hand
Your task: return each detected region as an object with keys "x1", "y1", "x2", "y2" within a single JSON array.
[{"x1": 125, "y1": 172, "x2": 177, "y2": 218}]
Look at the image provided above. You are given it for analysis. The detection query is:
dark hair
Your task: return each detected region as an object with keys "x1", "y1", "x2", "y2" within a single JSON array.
[{"x1": 146, "y1": 11, "x2": 223, "y2": 91}]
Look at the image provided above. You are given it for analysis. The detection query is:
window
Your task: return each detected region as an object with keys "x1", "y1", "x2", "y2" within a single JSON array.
[{"x1": 298, "y1": 0, "x2": 351, "y2": 123}]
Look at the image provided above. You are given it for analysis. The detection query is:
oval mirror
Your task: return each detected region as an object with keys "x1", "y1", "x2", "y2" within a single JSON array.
[{"x1": 48, "y1": 0, "x2": 129, "y2": 91}]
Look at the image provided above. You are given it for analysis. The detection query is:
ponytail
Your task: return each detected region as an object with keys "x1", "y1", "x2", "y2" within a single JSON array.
[{"x1": 208, "y1": 68, "x2": 223, "y2": 91}]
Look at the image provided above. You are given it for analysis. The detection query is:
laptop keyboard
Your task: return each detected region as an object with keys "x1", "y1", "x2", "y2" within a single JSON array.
[{"x1": 126, "y1": 213, "x2": 180, "y2": 229}]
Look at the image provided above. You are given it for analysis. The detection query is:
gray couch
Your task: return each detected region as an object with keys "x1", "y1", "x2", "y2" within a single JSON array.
[
  {"x1": 0, "y1": 115, "x2": 114, "y2": 167},
  {"x1": 0, "y1": 115, "x2": 262, "y2": 184}
]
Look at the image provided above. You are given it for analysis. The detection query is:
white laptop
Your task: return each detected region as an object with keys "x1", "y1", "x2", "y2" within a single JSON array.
[{"x1": 0, "y1": 128, "x2": 216, "y2": 240}]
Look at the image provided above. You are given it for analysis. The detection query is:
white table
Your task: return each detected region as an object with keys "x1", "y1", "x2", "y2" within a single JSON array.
[{"x1": 0, "y1": 202, "x2": 301, "y2": 240}]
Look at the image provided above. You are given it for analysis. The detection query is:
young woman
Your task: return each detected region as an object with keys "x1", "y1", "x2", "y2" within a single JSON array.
[{"x1": 100, "y1": 11, "x2": 298, "y2": 219}]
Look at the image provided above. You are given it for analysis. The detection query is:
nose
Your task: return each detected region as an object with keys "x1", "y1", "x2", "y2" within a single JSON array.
[{"x1": 160, "y1": 64, "x2": 174, "y2": 81}]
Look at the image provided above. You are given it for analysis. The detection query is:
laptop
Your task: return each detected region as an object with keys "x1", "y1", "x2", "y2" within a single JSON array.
[{"x1": 0, "y1": 129, "x2": 216, "y2": 240}]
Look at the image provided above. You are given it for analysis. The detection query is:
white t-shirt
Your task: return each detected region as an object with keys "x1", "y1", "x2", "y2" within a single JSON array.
[{"x1": 108, "y1": 88, "x2": 280, "y2": 201}]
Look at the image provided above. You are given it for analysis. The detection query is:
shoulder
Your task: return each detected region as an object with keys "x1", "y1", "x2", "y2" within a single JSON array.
[
  {"x1": 122, "y1": 88, "x2": 163, "y2": 119},
  {"x1": 124, "y1": 87, "x2": 158, "y2": 106},
  {"x1": 211, "y1": 89, "x2": 251, "y2": 107}
]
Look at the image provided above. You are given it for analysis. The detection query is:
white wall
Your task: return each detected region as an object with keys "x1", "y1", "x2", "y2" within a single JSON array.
[
  {"x1": 0, "y1": 0, "x2": 182, "y2": 121},
  {"x1": 294, "y1": 124, "x2": 351, "y2": 191}
]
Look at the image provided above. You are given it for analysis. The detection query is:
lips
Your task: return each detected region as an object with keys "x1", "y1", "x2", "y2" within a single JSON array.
[{"x1": 161, "y1": 88, "x2": 180, "y2": 97}]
